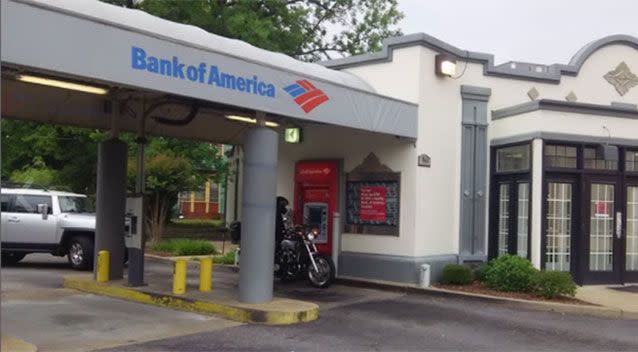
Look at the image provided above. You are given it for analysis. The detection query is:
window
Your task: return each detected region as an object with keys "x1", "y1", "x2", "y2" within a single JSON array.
[
  {"x1": 517, "y1": 183, "x2": 530, "y2": 257},
  {"x1": 496, "y1": 145, "x2": 530, "y2": 172},
  {"x1": 584, "y1": 147, "x2": 618, "y2": 171},
  {"x1": 1, "y1": 195, "x2": 11, "y2": 211},
  {"x1": 627, "y1": 187, "x2": 638, "y2": 271},
  {"x1": 13, "y1": 195, "x2": 52, "y2": 214},
  {"x1": 545, "y1": 144, "x2": 577, "y2": 168},
  {"x1": 545, "y1": 183, "x2": 572, "y2": 271},
  {"x1": 59, "y1": 196, "x2": 94, "y2": 213},
  {"x1": 209, "y1": 183, "x2": 219, "y2": 203},
  {"x1": 497, "y1": 184, "x2": 509, "y2": 256},
  {"x1": 626, "y1": 150, "x2": 638, "y2": 172}
]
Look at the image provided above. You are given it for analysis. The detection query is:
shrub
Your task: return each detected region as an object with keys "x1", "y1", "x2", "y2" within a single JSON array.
[
  {"x1": 484, "y1": 255, "x2": 538, "y2": 292},
  {"x1": 532, "y1": 271, "x2": 577, "y2": 298},
  {"x1": 151, "y1": 239, "x2": 217, "y2": 256},
  {"x1": 213, "y1": 251, "x2": 236, "y2": 265},
  {"x1": 473, "y1": 264, "x2": 490, "y2": 282},
  {"x1": 441, "y1": 264, "x2": 473, "y2": 285}
]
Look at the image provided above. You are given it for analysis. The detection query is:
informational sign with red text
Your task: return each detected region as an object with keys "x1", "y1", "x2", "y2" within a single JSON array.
[{"x1": 359, "y1": 186, "x2": 387, "y2": 222}]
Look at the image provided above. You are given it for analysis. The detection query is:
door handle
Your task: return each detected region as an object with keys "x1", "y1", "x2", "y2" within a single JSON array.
[
  {"x1": 8, "y1": 217, "x2": 20, "y2": 223},
  {"x1": 616, "y1": 212, "x2": 622, "y2": 239}
]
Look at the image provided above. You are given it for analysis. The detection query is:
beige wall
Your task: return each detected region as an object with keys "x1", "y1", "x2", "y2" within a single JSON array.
[
  {"x1": 277, "y1": 125, "x2": 418, "y2": 256},
  {"x1": 335, "y1": 37, "x2": 638, "y2": 260}
]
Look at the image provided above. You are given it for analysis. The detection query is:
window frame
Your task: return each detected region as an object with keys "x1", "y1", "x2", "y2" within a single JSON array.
[
  {"x1": 494, "y1": 143, "x2": 532, "y2": 175},
  {"x1": 12, "y1": 194, "x2": 53, "y2": 214}
]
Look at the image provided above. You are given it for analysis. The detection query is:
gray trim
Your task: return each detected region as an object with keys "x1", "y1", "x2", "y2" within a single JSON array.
[
  {"x1": 460, "y1": 85, "x2": 492, "y2": 102},
  {"x1": 322, "y1": 33, "x2": 638, "y2": 84},
  {"x1": 611, "y1": 102, "x2": 638, "y2": 110},
  {"x1": 491, "y1": 132, "x2": 638, "y2": 147},
  {"x1": 459, "y1": 86, "x2": 489, "y2": 261},
  {"x1": 492, "y1": 99, "x2": 638, "y2": 120},
  {"x1": 338, "y1": 251, "x2": 458, "y2": 284}
]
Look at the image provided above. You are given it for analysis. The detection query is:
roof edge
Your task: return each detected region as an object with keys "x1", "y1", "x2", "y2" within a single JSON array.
[
  {"x1": 492, "y1": 99, "x2": 638, "y2": 120},
  {"x1": 322, "y1": 33, "x2": 638, "y2": 84}
]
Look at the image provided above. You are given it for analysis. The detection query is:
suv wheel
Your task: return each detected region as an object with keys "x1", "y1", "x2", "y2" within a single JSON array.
[
  {"x1": 1, "y1": 252, "x2": 26, "y2": 266},
  {"x1": 67, "y1": 237, "x2": 94, "y2": 270}
]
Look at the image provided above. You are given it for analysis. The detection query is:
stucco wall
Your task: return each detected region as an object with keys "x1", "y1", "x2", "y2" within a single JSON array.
[
  {"x1": 336, "y1": 36, "x2": 638, "y2": 261},
  {"x1": 277, "y1": 125, "x2": 418, "y2": 256}
]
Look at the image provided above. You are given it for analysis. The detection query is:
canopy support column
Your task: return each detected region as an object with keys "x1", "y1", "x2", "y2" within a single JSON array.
[
  {"x1": 94, "y1": 138, "x2": 128, "y2": 280},
  {"x1": 238, "y1": 122, "x2": 278, "y2": 303}
]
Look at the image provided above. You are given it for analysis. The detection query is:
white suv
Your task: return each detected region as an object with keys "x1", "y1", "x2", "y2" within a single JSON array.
[{"x1": 1, "y1": 186, "x2": 96, "y2": 270}]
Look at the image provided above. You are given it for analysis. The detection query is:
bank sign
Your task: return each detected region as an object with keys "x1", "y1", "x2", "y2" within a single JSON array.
[{"x1": 131, "y1": 46, "x2": 328, "y2": 113}]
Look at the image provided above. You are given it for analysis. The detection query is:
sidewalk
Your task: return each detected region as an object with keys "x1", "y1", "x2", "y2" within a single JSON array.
[
  {"x1": 1, "y1": 336, "x2": 37, "y2": 352},
  {"x1": 63, "y1": 258, "x2": 318, "y2": 325},
  {"x1": 576, "y1": 285, "x2": 638, "y2": 314}
]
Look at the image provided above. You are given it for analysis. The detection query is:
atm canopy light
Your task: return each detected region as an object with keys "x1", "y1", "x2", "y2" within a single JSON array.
[
  {"x1": 225, "y1": 114, "x2": 279, "y2": 128},
  {"x1": 16, "y1": 74, "x2": 109, "y2": 95}
]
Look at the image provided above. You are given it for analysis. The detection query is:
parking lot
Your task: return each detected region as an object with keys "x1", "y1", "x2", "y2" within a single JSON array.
[{"x1": 3, "y1": 254, "x2": 638, "y2": 352}]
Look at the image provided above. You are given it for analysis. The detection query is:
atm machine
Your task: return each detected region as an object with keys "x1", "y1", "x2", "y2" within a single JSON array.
[{"x1": 293, "y1": 160, "x2": 339, "y2": 256}]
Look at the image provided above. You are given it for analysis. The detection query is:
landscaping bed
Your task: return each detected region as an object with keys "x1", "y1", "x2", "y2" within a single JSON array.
[
  {"x1": 437, "y1": 255, "x2": 590, "y2": 305},
  {"x1": 435, "y1": 281, "x2": 592, "y2": 305},
  {"x1": 146, "y1": 238, "x2": 236, "y2": 264}
]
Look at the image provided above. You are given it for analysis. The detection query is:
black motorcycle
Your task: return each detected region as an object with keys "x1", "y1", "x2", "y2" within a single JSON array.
[
  {"x1": 276, "y1": 223, "x2": 335, "y2": 288},
  {"x1": 229, "y1": 197, "x2": 335, "y2": 288}
]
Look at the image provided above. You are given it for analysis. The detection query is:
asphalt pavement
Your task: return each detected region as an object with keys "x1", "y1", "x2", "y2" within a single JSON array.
[{"x1": 2, "y1": 253, "x2": 638, "y2": 352}]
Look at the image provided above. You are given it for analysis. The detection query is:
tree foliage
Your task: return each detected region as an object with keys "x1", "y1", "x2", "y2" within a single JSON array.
[
  {"x1": 104, "y1": 0, "x2": 403, "y2": 61},
  {"x1": 128, "y1": 153, "x2": 201, "y2": 243}
]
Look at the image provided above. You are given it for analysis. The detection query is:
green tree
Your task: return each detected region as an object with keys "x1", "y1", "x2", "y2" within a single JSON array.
[
  {"x1": 104, "y1": 0, "x2": 403, "y2": 61},
  {"x1": 128, "y1": 153, "x2": 201, "y2": 243},
  {"x1": 1, "y1": 120, "x2": 108, "y2": 193}
]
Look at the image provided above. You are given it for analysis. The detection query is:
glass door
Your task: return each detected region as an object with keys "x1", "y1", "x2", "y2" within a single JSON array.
[
  {"x1": 493, "y1": 180, "x2": 530, "y2": 258},
  {"x1": 583, "y1": 176, "x2": 622, "y2": 284},
  {"x1": 544, "y1": 180, "x2": 575, "y2": 273},
  {"x1": 624, "y1": 181, "x2": 638, "y2": 283}
]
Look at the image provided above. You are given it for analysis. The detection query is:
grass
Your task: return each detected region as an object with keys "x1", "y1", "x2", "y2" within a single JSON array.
[
  {"x1": 213, "y1": 251, "x2": 236, "y2": 265},
  {"x1": 170, "y1": 219, "x2": 225, "y2": 227},
  {"x1": 151, "y1": 239, "x2": 217, "y2": 256}
]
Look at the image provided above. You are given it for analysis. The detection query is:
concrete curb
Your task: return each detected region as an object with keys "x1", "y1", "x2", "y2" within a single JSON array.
[
  {"x1": 336, "y1": 276, "x2": 638, "y2": 320},
  {"x1": 63, "y1": 275, "x2": 318, "y2": 325},
  {"x1": 1, "y1": 336, "x2": 37, "y2": 352}
]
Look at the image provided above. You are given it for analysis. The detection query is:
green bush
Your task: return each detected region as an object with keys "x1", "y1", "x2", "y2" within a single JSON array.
[
  {"x1": 532, "y1": 271, "x2": 577, "y2": 298},
  {"x1": 484, "y1": 255, "x2": 538, "y2": 292},
  {"x1": 473, "y1": 264, "x2": 490, "y2": 282},
  {"x1": 213, "y1": 251, "x2": 236, "y2": 265},
  {"x1": 151, "y1": 239, "x2": 217, "y2": 256},
  {"x1": 440, "y1": 264, "x2": 473, "y2": 285}
]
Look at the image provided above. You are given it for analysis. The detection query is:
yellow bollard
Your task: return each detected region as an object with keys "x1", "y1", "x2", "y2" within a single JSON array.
[
  {"x1": 173, "y1": 259, "x2": 187, "y2": 295},
  {"x1": 96, "y1": 250, "x2": 110, "y2": 282},
  {"x1": 199, "y1": 257, "x2": 213, "y2": 292}
]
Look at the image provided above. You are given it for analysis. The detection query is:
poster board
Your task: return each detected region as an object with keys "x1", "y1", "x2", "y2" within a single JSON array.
[{"x1": 346, "y1": 181, "x2": 399, "y2": 226}]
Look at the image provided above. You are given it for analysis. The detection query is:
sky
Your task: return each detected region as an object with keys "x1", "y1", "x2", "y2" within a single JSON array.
[{"x1": 397, "y1": 0, "x2": 638, "y2": 65}]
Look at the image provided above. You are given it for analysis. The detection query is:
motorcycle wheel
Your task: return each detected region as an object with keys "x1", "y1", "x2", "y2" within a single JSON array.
[{"x1": 307, "y1": 254, "x2": 335, "y2": 288}]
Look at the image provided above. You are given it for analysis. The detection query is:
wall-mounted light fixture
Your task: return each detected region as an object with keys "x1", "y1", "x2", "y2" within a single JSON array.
[
  {"x1": 435, "y1": 54, "x2": 457, "y2": 77},
  {"x1": 225, "y1": 114, "x2": 279, "y2": 127},
  {"x1": 16, "y1": 74, "x2": 109, "y2": 95}
]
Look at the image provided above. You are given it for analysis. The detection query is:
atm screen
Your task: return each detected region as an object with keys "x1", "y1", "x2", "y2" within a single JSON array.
[{"x1": 303, "y1": 203, "x2": 328, "y2": 244}]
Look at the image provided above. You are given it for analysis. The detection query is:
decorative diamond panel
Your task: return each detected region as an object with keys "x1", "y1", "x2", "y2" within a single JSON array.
[
  {"x1": 565, "y1": 91, "x2": 578, "y2": 102},
  {"x1": 527, "y1": 87, "x2": 539, "y2": 101},
  {"x1": 604, "y1": 62, "x2": 638, "y2": 96}
]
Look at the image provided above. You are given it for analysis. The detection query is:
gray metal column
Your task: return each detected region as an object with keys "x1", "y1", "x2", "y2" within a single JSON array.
[
  {"x1": 94, "y1": 138, "x2": 128, "y2": 280},
  {"x1": 239, "y1": 126, "x2": 278, "y2": 303},
  {"x1": 459, "y1": 85, "x2": 491, "y2": 263}
]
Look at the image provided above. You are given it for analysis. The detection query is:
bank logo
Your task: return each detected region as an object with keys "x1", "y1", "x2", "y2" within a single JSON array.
[{"x1": 283, "y1": 80, "x2": 329, "y2": 113}]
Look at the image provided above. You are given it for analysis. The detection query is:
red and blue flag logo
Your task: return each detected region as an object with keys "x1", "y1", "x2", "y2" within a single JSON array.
[{"x1": 283, "y1": 80, "x2": 329, "y2": 113}]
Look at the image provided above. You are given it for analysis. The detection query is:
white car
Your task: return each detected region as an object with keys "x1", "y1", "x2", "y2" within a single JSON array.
[{"x1": 1, "y1": 186, "x2": 96, "y2": 270}]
